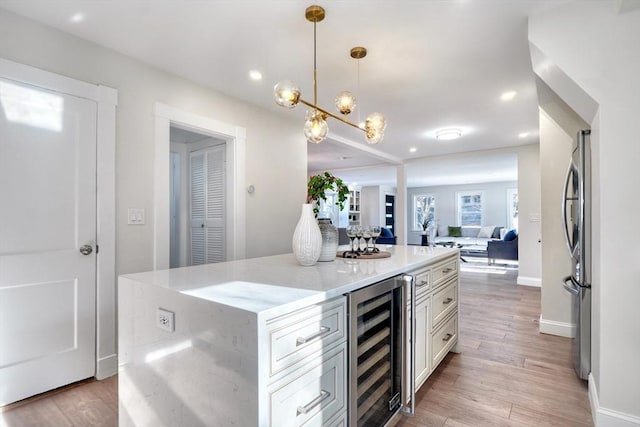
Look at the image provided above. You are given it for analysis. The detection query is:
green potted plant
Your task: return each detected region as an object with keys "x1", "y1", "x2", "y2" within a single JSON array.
[
  {"x1": 306, "y1": 172, "x2": 350, "y2": 261},
  {"x1": 306, "y1": 172, "x2": 350, "y2": 217}
]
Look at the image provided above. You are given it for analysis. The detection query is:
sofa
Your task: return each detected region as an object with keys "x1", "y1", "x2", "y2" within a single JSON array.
[
  {"x1": 487, "y1": 230, "x2": 519, "y2": 262},
  {"x1": 434, "y1": 225, "x2": 503, "y2": 257}
]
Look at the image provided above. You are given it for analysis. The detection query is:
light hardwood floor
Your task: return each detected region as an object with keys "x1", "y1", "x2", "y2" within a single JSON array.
[{"x1": 1, "y1": 264, "x2": 592, "y2": 427}]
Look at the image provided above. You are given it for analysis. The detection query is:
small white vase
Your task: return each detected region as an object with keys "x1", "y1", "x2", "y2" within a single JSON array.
[
  {"x1": 317, "y1": 218, "x2": 338, "y2": 262},
  {"x1": 292, "y1": 204, "x2": 322, "y2": 266}
]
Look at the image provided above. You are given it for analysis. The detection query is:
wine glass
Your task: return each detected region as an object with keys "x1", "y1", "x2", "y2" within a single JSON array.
[
  {"x1": 346, "y1": 225, "x2": 358, "y2": 256},
  {"x1": 362, "y1": 226, "x2": 372, "y2": 254},
  {"x1": 370, "y1": 226, "x2": 381, "y2": 253},
  {"x1": 354, "y1": 225, "x2": 364, "y2": 253}
]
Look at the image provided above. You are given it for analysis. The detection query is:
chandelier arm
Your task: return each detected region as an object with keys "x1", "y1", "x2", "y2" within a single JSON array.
[{"x1": 299, "y1": 98, "x2": 364, "y2": 132}]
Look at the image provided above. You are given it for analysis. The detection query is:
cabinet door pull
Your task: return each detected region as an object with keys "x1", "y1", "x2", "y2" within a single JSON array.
[
  {"x1": 442, "y1": 333, "x2": 453, "y2": 342},
  {"x1": 417, "y1": 280, "x2": 429, "y2": 288},
  {"x1": 442, "y1": 267, "x2": 453, "y2": 274},
  {"x1": 296, "y1": 326, "x2": 330, "y2": 346},
  {"x1": 442, "y1": 297, "x2": 453, "y2": 305},
  {"x1": 297, "y1": 390, "x2": 330, "y2": 415}
]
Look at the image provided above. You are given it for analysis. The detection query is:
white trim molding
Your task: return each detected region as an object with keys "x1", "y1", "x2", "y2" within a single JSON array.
[
  {"x1": 154, "y1": 103, "x2": 246, "y2": 270},
  {"x1": 589, "y1": 373, "x2": 640, "y2": 427},
  {"x1": 539, "y1": 315, "x2": 575, "y2": 338},
  {"x1": 517, "y1": 276, "x2": 542, "y2": 287}
]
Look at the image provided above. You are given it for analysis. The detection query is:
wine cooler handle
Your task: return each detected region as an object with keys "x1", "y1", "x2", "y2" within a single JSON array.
[
  {"x1": 296, "y1": 326, "x2": 330, "y2": 346},
  {"x1": 296, "y1": 390, "x2": 330, "y2": 415},
  {"x1": 401, "y1": 274, "x2": 416, "y2": 417}
]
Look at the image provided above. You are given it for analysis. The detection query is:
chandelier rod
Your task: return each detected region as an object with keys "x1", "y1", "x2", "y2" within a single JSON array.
[
  {"x1": 299, "y1": 98, "x2": 362, "y2": 131},
  {"x1": 313, "y1": 18, "x2": 318, "y2": 107}
]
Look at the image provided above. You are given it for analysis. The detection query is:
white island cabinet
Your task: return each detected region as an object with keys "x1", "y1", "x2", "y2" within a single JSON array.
[{"x1": 118, "y1": 245, "x2": 458, "y2": 427}]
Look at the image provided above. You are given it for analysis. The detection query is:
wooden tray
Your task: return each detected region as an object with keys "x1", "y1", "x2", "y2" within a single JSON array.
[{"x1": 336, "y1": 250, "x2": 391, "y2": 259}]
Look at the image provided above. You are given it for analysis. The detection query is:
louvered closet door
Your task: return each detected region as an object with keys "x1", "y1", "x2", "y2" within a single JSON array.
[{"x1": 190, "y1": 145, "x2": 226, "y2": 265}]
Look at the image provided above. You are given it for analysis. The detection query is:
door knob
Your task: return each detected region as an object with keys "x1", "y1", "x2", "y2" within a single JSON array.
[{"x1": 79, "y1": 245, "x2": 93, "y2": 256}]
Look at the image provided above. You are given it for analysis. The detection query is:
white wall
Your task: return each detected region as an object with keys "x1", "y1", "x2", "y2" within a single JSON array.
[
  {"x1": 517, "y1": 144, "x2": 542, "y2": 285},
  {"x1": 0, "y1": 8, "x2": 306, "y2": 377},
  {"x1": 530, "y1": 2, "x2": 640, "y2": 420},
  {"x1": 538, "y1": 110, "x2": 573, "y2": 327},
  {"x1": 406, "y1": 181, "x2": 517, "y2": 245},
  {"x1": 361, "y1": 185, "x2": 397, "y2": 229}
]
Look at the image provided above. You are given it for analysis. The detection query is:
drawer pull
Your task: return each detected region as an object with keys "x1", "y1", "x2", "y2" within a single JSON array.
[
  {"x1": 442, "y1": 267, "x2": 454, "y2": 274},
  {"x1": 442, "y1": 333, "x2": 453, "y2": 342},
  {"x1": 296, "y1": 326, "x2": 330, "y2": 346},
  {"x1": 297, "y1": 390, "x2": 330, "y2": 415},
  {"x1": 442, "y1": 297, "x2": 453, "y2": 305},
  {"x1": 417, "y1": 280, "x2": 428, "y2": 288}
]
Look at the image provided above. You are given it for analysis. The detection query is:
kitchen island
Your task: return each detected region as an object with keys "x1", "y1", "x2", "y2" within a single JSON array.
[{"x1": 118, "y1": 245, "x2": 459, "y2": 427}]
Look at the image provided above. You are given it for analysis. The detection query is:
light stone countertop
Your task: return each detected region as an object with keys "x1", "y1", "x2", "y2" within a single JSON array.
[{"x1": 120, "y1": 245, "x2": 458, "y2": 318}]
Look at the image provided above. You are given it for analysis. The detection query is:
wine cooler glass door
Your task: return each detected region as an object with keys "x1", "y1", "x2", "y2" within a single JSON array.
[{"x1": 349, "y1": 280, "x2": 403, "y2": 427}]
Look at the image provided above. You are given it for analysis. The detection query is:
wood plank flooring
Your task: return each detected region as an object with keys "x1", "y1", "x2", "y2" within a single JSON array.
[
  {"x1": 1, "y1": 263, "x2": 592, "y2": 427},
  {"x1": 397, "y1": 264, "x2": 593, "y2": 427}
]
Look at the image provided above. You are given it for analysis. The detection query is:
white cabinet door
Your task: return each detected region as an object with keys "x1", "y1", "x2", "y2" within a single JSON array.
[
  {"x1": 414, "y1": 296, "x2": 431, "y2": 388},
  {"x1": 0, "y1": 76, "x2": 97, "y2": 405}
]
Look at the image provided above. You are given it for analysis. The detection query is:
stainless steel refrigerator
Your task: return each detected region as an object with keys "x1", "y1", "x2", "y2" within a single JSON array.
[{"x1": 561, "y1": 129, "x2": 591, "y2": 380}]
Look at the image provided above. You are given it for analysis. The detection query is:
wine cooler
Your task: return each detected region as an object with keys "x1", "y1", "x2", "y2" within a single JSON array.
[{"x1": 348, "y1": 274, "x2": 413, "y2": 427}]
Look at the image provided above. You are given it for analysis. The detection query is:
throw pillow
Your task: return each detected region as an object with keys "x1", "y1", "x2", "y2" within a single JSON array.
[
  {"x1": 438, "y1": 224, "x2": 449, "y2": 237},
  {"x1": 504, "y1": 229, "x2": 518, "y2": 241},
  {"x1": 380, "y1": 227, "x2": 393, "y2": 238},
  {"x1": 477, "y1": 225, "x2": 495, "y2": 238},
  {"x1": 448, "y1": 226, "x2": 462, "y2": 237}
]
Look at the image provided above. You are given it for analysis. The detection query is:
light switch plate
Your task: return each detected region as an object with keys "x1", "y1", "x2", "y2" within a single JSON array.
[{"x1": 128, "y1": 208, "x2": 145, "y2": 225}]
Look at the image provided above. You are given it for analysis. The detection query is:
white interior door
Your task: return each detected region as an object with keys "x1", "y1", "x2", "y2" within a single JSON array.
[
  {"x1": 190, "y1": 145, "x2": 225, "y2": 265},
  {"x1": 0, "y1": 77, "x2": 97, "y2": 405}
]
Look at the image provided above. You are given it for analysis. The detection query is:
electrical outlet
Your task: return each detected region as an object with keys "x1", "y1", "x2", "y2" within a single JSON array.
[{"x1": 157, "y1": 308, "x2": 175, "y2": 332}]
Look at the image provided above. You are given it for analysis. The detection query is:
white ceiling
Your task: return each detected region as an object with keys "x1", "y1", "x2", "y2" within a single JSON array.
[{"x1": 0, "y1": 0, "x2": 560, "y2": 182}]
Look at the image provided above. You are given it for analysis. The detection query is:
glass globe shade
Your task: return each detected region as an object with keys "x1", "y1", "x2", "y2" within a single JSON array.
[
  {"x1": 334, "y1": 91, "x2": 356, "y2": 115},
  {"x1": 365, "y1": 128, "x2": 384, "y2": 145},
  {"x1": 365, "y1": 112, "x2": 387, "y2": 132},
  {"x1": 273, "y1": 80, "x2": 301, "y2": 109},
  {"x1": 304, "y1": 111, "x2": 328, "y2": 144}
]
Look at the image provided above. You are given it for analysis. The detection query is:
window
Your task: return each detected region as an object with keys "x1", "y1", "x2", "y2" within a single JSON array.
[
  {"x1": 413, "y1": 194, "x2": 436, "y2": 231},
  {"x1": 507, "y1": 188, "x2": 518, "y2": 230},
  {"x1": 456, "y1": 191, "x2": 483, "y2": 226}
]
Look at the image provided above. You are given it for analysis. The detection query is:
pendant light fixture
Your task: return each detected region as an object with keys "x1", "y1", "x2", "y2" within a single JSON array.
[{"x1": 273, "y1": 5, "x2": 386, "y2": 145}]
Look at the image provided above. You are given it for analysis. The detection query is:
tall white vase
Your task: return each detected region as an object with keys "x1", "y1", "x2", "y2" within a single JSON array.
[{"x1": 292, "y1": 204, "x2": 322, "y2": 266}]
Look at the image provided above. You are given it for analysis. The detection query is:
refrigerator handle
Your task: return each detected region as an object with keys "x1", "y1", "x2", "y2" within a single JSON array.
[
  {"x1": 561, "y1": 161, "x2": 576, "y2": 257},
  {"x1": 562, "y1": 276, "x2": 580, "y2": 295}
]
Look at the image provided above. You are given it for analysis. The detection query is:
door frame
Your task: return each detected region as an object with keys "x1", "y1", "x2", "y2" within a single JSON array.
[
  {"x1": 154, "y1": 103, "x2": 246, "y2": 270},
  {"x1": 0, "y1": 57, "x2": 117, "y2": 380}
]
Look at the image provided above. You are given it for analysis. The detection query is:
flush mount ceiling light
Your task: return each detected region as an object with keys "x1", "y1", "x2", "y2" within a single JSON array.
[
  {"x1": 501, "y1": 91, "x2": 517, "y2": 101},
  {"x1": 518, "y1": 132, "x2": 530, "y2": 138},
  {"x1": 273, "y1": 5, "x2": 386, "y2": 145},
  {"x1": 435, "y1": 128, "x2": 462, "y2": 140},
  {"x1": 249, "y1": 70, "x2": 263, "y2": 81}
]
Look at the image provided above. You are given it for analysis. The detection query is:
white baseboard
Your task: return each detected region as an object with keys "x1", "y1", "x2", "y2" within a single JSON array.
[
  {"x1": 517, "y1": 276, "x2": 541, "y2": 287},
  {"x1": 539, "y1": 315, "x2": 575, "y2": 338},
  {"x1": 96, "y1": 353, "x2": 117, "y2": 380},
  {"x1": 589, "y1": 373, "x2": 640, "y2": 426}
]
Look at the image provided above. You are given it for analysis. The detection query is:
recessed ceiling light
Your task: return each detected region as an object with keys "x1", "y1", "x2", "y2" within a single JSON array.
[
  {"x1": 70, "y1": 12, "x2": 85, "y2": 23},
  {"x1": 501, "y1": 91, "x2": 517, "y2": 101},
  {"x1": 436, "y1": 128, "x2": 462, "y2": 140},
  {"x1": 409, "y1": 147, "x2": 417, "y2": 153},
  {"x1": 518, "y1": 132, "x2": 530, "y2": 138},
  {"x1": 249, "y1": 70, "x2": 262, "y2": 81}
]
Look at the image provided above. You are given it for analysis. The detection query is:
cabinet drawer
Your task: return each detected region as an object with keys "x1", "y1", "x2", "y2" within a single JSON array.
[
  {"x1": 267, "y1": 297, "x2": 346, "y2": 376},
  {"x1": 431, "y1": 311, "x2": 458, "y2": 368},
  {"x1": 414, "y1": 269, "x2": 430, "y2": 297},
  {"x1": 269, "y1": 343, "x2": 346, "y2": 427},
  {"x1": 431, "y1": 278, "x2": 458, "y2": 328},
  {"x1": 431, "y1": 257, "x2": 457, "y2": 289}
]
